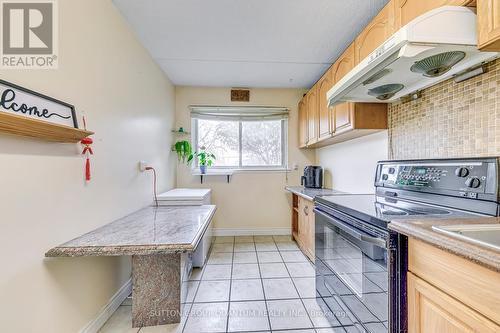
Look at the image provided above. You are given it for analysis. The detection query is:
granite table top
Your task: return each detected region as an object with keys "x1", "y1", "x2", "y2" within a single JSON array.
[
  {"x1": 389, "y1": 217, "x2": 500, "y2": 272},
  {"x1": 285, "y1": 186, "x2": 346, "y2": 201},
  {"x1": 45, "y1": 205, "x2": 216, "y2": 257}
]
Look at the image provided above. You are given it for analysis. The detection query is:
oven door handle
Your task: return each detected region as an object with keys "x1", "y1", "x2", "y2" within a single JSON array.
[{"x1": 314, "y1": 208, "x2": 387, "y2": 248}]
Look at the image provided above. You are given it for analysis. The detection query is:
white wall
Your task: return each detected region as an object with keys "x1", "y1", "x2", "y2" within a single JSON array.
[
  {"x1": 316, "y1": 131, "x2": 388, "y2": 193},
  {"x1": 175, "y1": 87, "x2": 315, "y2": 234},
  {"x1": 0, "y1": 1, "x2": 176, "y2": 332}
]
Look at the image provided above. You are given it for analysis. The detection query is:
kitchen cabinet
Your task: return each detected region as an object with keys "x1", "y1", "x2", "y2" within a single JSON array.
[
  {"x1": 317, "y1": 70, "x2": 334, "y2": 141},
  {"x1": 292, "y1": 195, "x2": 315, "y2": 261},
  {"x1": 306, "y1": 85, "x2": 319, "y2": 145},
  {"x1": 477, "y1": 0, "x2": 500, "y2": 50},
  {"x1": 354, "y1": 1, "x2": 397, "y2": 65},
  {"x1": 297, "y1": 0, "x2": 481, "y2": 150},
  {"x1": 299, "y1": 43, "x2": 388, "y2": 149},
  {"x1": 298, "y1": 96, "x2": 308, "y2": 148},
  {"x1": 394, "y1": 0, "x2": 475, "y2": 29},
  {"x1": 331, "y1": 44, "x2": 356, "y2": 134},
  {"x1": 408, "y1": 273, "x2": 498, "y2": 333},
  {"x1": 407, "y1": 238, "x2": 500, "y2": 333}
]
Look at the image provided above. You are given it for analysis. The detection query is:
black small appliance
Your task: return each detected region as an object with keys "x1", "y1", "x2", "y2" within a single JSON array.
[{"x1": 301, "y1": 165, "x2": 323, "y2": 188}]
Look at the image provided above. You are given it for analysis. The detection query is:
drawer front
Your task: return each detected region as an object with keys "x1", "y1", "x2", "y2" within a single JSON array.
[{"x1": 408, "y1": 238, "x2": 500, "y2": 324}]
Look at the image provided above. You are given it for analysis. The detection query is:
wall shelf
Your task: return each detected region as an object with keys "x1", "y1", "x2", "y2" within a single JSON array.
[
  {"x1": 192, "y1": 170, "x2": 234, "y2": 184},
  {"x1": 0, "y1": 112, "x2": 94, "y2": 143}
]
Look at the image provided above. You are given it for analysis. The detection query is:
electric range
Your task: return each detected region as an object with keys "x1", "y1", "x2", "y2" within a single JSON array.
[{"x1": 313, "y1": 157, "x2": 499, "y2": 333}]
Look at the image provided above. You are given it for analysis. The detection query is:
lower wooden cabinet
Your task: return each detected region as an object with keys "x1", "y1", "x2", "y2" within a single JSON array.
[
  {"x1": 407, "y1": 239, "x2": 500, "y2": 333},
  {"x1": 408, "y1": 272, "x2": 499, "y2": 333},
  {"x1": 292, "y1": 195, "x2": 315, "y2": 261}
]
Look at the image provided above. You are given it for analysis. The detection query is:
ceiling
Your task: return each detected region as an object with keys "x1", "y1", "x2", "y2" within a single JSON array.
[{"x1": 113, "y1": 0, "x2": 389, "y2": 88}]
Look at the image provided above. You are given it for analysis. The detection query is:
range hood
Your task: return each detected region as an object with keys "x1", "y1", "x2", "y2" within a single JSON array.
[{"x1": 327, "y1": 6, "x2": 499, "y2": 106}]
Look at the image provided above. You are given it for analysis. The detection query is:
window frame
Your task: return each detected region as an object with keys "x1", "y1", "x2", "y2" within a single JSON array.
[{"x1": 191, "y1": 117, "x2": 288, "y2": 171}]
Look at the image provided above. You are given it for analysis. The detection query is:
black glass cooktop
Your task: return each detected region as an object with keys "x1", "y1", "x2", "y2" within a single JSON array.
[{"x1": 315, "y1": 194, "x2": 481, "y2": 229}]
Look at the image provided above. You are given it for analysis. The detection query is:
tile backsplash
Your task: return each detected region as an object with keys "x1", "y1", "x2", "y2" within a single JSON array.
[{"x1": 388, "y1": 59, "x2": 500, "y2": 159}]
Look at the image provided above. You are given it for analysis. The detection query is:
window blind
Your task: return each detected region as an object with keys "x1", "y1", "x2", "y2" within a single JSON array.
[{"x1": 190, "y1": 106, "x2": 289, "y2": 121}]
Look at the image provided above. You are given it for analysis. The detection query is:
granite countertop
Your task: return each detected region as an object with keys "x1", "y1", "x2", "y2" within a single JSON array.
[
  {"x1": 285, "y1": 186, "x2": 346, "y2": 201},
  {"x1": 389, "y1": 217, "x2": 500, "y2": 272},
  {"x1": 45, "y1": 205, "x2": 216, "y2": 257}
]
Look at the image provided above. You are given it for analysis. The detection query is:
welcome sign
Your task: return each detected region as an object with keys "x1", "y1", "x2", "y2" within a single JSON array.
[{"x1": 0, "y1": 80, "x2": 77, "y2": 128}]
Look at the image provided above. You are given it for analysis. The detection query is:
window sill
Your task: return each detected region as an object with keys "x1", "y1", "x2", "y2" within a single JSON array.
[{"x1": 190, "y1": 168, "x2": 291, "y2": 175}]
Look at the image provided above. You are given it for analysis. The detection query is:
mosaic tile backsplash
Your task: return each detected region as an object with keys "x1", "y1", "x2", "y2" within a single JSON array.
[{"x1": 388, "y1": 59, "x2": 500, "y2": 159}]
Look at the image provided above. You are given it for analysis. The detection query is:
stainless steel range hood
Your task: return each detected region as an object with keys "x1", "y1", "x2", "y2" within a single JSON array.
[{"x1": 327, "y1": 6, "x2": 499, "y2": 106}]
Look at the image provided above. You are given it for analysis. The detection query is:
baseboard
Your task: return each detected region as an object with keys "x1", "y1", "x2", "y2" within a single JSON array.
[
  {"x1": 212, "y1": 227, "x2": 291, "y2": 236},
  {"x1": 79, "y1": 278, "x2": 132, "y2": 333}
]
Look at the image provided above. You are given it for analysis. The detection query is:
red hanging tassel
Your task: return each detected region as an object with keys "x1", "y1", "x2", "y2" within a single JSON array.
[
  {"x1": 81, "y1": 137, "x2": 93, "y2": 182},
  {"x1": 85, "y1": 157, "x2": 91, "y2": 181}
]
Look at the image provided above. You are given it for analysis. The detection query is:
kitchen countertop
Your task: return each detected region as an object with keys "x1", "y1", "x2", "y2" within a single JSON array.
[
  {"x1": 285, "y1": 186, "x2": 346, "y2": 201},
  {"x1": 389, "y1": 217, "x2": 500, "y2": 272},
  {"x1": 45, "y1": 205, "x2": 216, "y2": 257}
]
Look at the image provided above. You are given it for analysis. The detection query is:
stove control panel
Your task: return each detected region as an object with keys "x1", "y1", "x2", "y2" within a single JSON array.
[{"x1": 375, "y1": 158, "x2": 498, "y2": 200}]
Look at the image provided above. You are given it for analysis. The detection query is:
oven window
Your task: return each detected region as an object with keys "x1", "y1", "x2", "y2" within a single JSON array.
[{"x1": 316, "y1": 216, "x2": 388, "y2": 328}]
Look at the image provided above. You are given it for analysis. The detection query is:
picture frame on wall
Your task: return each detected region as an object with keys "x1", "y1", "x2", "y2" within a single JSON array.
[{"x1": 0, "y1": 79, "x2": 78, "y2": 128}]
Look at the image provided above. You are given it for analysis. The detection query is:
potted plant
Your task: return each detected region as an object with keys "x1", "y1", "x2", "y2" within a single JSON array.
[
  {"x1": 173, "y1": 140, "x2": 192, "y2": 163},
  {"x1": 188, "y1": 147, "x2": 216, "y2": 174}
]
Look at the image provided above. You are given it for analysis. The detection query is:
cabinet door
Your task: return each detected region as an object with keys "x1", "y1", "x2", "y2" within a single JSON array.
[
  {"x1": 306, "y1": 204, "x2": 315, "y2": 260},
  {"x1": 317, "y1": 70, "x2": 333, "y2": 140},
  {"x1": 331, "y1": 44, "x2": 355, "y2": 134},
  {"x1": 298, "y1": 96, "x2": 308, "y2": 148},
  {"x1": 297, "y1": 198, "x2": 303, "y2": 238},
  {"x1": 395, "y1": 0, "x2": 472, "y2": 28},
  {"x1": 301, "y1": 198, "x2": 314, "y2": 260},
  {"x1": 306, "y1": 86, "x2": 319, "y2": 145},
  {"x1": 478, "y1": 0, "x2": 500, "y2": 51},
  {"x1": 408, "y1": 272, "x2": 500, "y2": 333},
  {"x1": 355, "y1": 1, "x2": 396, "y2": 64}
]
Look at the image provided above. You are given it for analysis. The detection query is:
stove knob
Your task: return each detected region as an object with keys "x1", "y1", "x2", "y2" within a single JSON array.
[
  {"x1": 465, "y1": 177, "x2": 481, "y2": 188},
  {"x1": 455, "y1": 167, "x2": 469, "y2": 178},
  {"x1": 382, "y1": 174, "x2": 388, "y2": 181}
]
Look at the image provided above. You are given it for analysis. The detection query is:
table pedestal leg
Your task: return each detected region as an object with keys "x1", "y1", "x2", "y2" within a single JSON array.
[{"x1": 132, "y1": 253, "x2": 181, "y2": 327}]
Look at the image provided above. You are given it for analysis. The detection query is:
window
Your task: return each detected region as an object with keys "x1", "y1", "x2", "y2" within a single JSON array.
[{"x1": 191, "y1": 107, "x2": 288, "y2": 169}]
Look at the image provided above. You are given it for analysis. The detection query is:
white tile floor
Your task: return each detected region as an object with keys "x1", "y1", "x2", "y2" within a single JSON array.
[{"x1": 99, "y1": 235, "x2": 375, "y2": 333}]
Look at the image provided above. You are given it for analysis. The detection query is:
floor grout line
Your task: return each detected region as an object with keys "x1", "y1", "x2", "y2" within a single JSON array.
[
  {"x1": 106, "y1": 236, "x2": 368, "y2": 333},
  {"x1": 224, "y1": 240, "x2": 235, "y2": 332},
  {"x1": 257, "y1": 239, "x2": 273, "y2": 332},
  {"x1": 277, "y1": 244, "x2": 316, "y2": 331}
]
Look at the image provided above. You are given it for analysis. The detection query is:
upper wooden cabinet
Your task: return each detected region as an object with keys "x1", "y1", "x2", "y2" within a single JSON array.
[
  {"x1": 331, "y1": 44, "x2": 356, "y2": 134},
  {"x1": 354, "y1": 1, "x2": 397, "y2": 64},
  {"x1": 477, "y1": 0, "x2": 500, "y2": 50},
  {"x1": 306, "y1": 86, "x2": 319, "y2": 145},
  {"x1": 394, "y1": 0, "x2": 475, "y2": 28},
  {"x1": 317, "y1": 70, "x2": 334, "y2": 141},
  {"x1": 297, "y1": 0, "x2": 490, "y2": 149},
  {"x1": 332, "y1": 44, "x2": 355, "y2": 85},
  {"x1": 298, "y1": 96, "x2": 308, "y2": 148}
]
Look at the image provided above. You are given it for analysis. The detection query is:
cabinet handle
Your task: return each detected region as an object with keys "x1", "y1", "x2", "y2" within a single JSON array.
[{"x1": 304, "y1": 206, "x2": 309, "y2": 216}]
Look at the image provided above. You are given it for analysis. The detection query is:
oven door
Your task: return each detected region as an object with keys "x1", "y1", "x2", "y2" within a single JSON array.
[{"x1": 315, "y1": 205, "x2": 389, "y2": 332}]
